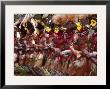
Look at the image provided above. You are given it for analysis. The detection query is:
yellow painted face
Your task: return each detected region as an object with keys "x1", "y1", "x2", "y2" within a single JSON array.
[
  {"x1": 54, "y1": 27, "x2": 59, "y2": 33},
  {"x1": 76, "y1": 22, "x2": 82, "y2": 31},
  {"x1": 15, "y1": 63, "x2": 19, "y2": 67},
  {"x1": 90, "y1": 19, "x2": 96, "y2": 27},
  {"x1": 31, "y1": 18, "x2": 36, "y2": 27},
  {"x1": 45, "y1": 26, "x2": 51, "y2": 32},
  {"x1": 41, "y1": 22, "x2": 45, "y2": 27},
  {"x1": 34, "y1": 28, "x2": 39, "y2": 35}
]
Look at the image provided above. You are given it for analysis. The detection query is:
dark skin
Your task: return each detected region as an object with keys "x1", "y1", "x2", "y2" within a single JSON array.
[{"x1": 14, "y1": 14, "x2": 97, "y2": 76}]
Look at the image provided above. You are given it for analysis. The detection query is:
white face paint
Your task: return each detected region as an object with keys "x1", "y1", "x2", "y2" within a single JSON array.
[
  {"x1": 31, "y1": 18, "x2": 36, "y2": 27},
  {"x1": 14, "y1": 53, "x2": 17, "y2": 62},
  {"x1": 24, "y1": 40, "x2": 27, "y2": 44},
  {"x1": 16, "y1": 32, "x2": 20, "y2": 38},
  {"x1": 49, "y1": 20, "x2": 51, "y2": 23},
  {"x1": 77, "y1": 53, "x2": 81, "y2": 58},
  {"x1": 85, "y1": 24, "x2": 90, "y2": 28},
  {"x1": 42, "y1": 14, "x2": 48, "y2": 18},
  {"x1": 30, "y1": 54, "x2": 34, "y2": 58},
  {"x1": 73, "y1": 58, "x2": 86, "y2": 68},
  {"x1": 45, "y1": 33, "x2": 49, "y2": 38},
  {"x1": 38, "y1": 53, "x2": 43, "y2": 60},
  {"x1": 74, "y1": 34, "x2": 78, "y2": 42},
  {"x1": 19, "y1": 51, "x2": 22, "y2": 55},
  {"x1": 32, "y1": 40, "x2": 35, "y2": 44}
]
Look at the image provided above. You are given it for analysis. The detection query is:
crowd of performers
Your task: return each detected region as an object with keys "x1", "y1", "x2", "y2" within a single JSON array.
[{"x1": 14, "y1": 14, "x2": 97, "y2": 76}]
